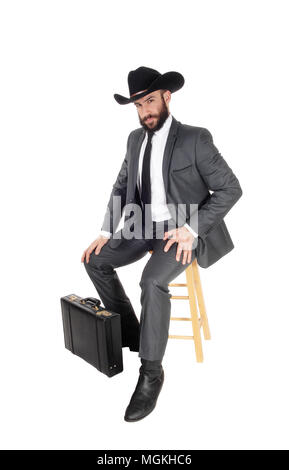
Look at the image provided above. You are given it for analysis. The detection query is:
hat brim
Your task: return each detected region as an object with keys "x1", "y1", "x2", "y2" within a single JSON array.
[{"x1": 114, "y1": 71, "x2": 185, "y2": 105}]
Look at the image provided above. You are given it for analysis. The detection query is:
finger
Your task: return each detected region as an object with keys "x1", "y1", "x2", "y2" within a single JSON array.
[
  {"x1": 163, "y1": 239, "x2": 175, "y2": 252},
  {"x1": 182, "y1": 250, "x2": 188, "y2": 265},
  {"x1": 86, "y1": 247, "x2": 93, "y2": 264},
  {"x1": 176, "y1": 245, "x2": 183, "y2": 262},
  {"x1": 94, "y1": 242, "x2": 103, "y2": 255},
  {"x1": 163, "y1": 229, "x2": 176, "y2": 240},
  {"x1": 187, "y1": 250, "x2": 192, "y2": 264},
  {"x1": 81, "y1": 251, "x2": 86, "y2": 263}
]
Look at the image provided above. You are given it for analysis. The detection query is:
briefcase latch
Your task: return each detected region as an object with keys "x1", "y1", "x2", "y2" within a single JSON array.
[
  {"x1": 94, "y1": 308, "x2": 112, "y2": 316},
  {"x1": 68, "y1": 295, "x2": 78, "y2": 301},
  {"x1": 99, "y1": 310, "x2": 112, "y2": 317}
]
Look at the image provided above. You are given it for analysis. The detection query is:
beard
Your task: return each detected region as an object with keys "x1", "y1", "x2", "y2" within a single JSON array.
[{"x1": 139, "y1": 97, "x2": 170, "y2": 132}]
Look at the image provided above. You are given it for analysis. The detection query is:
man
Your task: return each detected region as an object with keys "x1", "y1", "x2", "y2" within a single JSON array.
[{"x1": 81, "y1": 66, "x2": 242, "y2": 422}]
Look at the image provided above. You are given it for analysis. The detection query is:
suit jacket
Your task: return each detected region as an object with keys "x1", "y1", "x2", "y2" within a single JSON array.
[{"x1": 101, "y1": 115, "x2": 242, "y2": 268}]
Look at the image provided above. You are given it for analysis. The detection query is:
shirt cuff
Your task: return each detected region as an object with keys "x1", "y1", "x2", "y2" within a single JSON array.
[
  {"x1": 183, "y1": 223, "x2": 198, "y2": 238},
  {"x1": 99, "y1": 230, "x2": 112, "y2": 238}
]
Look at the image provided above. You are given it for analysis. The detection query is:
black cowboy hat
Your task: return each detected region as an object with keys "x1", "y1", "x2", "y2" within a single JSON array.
[{"x1": 114, "y1": 66, "x2": 185, "y2": 105}]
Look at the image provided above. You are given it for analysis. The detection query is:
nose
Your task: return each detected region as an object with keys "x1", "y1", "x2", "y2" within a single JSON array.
[{"x1": 141, "y1": 104, "x2": 153, "y2": 120}]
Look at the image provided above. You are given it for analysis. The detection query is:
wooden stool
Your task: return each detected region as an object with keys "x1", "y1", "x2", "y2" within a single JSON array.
[{"x1": 149, "y1": 250, "x2": 211, "y2": 362}]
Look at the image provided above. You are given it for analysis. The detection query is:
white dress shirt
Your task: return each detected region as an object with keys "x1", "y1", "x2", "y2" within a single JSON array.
[{"x1": 100, "y1": 113, "x2": 198, "y2": 239}]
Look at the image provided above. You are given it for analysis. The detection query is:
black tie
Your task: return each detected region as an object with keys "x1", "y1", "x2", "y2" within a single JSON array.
[{"x1": 141, "y1": 129, "x2": 154, "y2": 208}]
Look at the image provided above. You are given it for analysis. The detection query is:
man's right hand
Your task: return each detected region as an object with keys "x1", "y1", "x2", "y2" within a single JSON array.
[{"x1": 81, "y1": 235, "x2": 110, "y2": 264}]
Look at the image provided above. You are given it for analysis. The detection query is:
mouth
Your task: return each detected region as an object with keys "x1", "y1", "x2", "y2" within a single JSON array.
[{"x1": 146, "y1": 117, "x2": 154, "y2": 123}]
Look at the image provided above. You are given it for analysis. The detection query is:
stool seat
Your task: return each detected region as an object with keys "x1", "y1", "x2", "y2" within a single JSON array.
[{"x1": 148, "y1": 249, "x2": 211, "y2": 363}]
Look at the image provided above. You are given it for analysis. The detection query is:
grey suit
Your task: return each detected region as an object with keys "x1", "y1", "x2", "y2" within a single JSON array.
[
  {"x1": 100, "y1": 115, "x2": 242, "y2": 268},
  {"x1": 84, "y1": 115, "x2": 242, "y2": 361}
]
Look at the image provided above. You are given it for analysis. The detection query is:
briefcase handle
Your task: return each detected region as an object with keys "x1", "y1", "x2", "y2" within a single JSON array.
[{"x1": 80, "y1": 297, "x2": 101, "y2": 308}]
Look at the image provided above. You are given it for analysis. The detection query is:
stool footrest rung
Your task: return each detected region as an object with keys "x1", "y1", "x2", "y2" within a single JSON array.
[
  {"x1": 169, "y1": 283, "x2": 187, "y2": 287},
  {"x1": 170, "y1": 295, "x2": 189, "y2": 300},
  {"x1": 170, "y1": 317, "x2": 203, "y2": 324},
  {"x1": 169, "y1": 335, "x2": 194, "y2": 339},
  {"x1": 170, "y1": 316, "x2": 192, "y2": 321}
]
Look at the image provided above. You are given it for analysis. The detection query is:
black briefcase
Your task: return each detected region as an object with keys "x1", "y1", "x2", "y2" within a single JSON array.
[{"x1": 60, "y1": 294, "x2": 123, "y2": 377}]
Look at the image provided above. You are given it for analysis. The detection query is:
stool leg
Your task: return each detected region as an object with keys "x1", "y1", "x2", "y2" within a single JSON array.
[
  {"x1": 185, "y1": 263, "x2": 203, "y2": 363},
  {"x1": 192, "y1": 259, "x2": 211, "y2": 340}
]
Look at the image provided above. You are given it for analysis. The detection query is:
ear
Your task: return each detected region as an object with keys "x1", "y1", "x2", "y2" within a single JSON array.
[{"x1": 164, "y1": 90, "x2": 171, "y2": 103}]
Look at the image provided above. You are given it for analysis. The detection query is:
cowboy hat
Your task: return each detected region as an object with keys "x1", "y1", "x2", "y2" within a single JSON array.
[{"x1": 114, "y1": 66, "x2": 185, "y2": 105}]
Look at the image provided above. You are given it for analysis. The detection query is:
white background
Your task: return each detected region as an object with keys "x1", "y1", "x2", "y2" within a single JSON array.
[{"x1": 1, "y1": 0, "x2": 288, "y2": 450}]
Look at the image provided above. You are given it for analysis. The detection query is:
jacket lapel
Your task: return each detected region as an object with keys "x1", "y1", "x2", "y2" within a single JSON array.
[
  {"x1": 127, "y1": 129, "x2": 145, "y2": 203},
  {"x1": 162, "y1": 115, "x2": 180, "y2": 194}
]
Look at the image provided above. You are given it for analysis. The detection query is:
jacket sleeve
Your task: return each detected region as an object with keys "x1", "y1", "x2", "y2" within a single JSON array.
[
  {"x1": 193, "y1": 127, "x2": 243, "y2": 239},
  {"x1": 100, "y1": 132, "x2": 132, "y2": 234}
]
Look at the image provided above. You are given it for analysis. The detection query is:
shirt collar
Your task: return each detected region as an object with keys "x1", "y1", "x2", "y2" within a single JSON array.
[{"x1": 146, "y1": 113, "x2": 172, "y2": 138}]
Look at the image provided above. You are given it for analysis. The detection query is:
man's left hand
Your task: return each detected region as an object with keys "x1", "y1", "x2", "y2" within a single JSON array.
[{"x1": 163, "y1": 226, "x2": 194, "y2": 264}]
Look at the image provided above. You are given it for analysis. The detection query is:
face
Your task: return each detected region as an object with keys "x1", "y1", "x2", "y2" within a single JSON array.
[{"x1": 133, "y1": 89, "x2": 171, "y2": 132}]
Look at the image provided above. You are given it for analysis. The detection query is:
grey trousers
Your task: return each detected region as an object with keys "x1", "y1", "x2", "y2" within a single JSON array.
[{"x1": 83, "y1": 218, "x2": 196, "y2": 361}]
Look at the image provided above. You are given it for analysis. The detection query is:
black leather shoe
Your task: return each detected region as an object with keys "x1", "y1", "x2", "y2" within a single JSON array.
[{"x1": 124, "y1": 364, "x2": 164, "y2": 422}]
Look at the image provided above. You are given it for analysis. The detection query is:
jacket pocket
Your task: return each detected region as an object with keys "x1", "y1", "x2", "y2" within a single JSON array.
[{"x1": 172, "y1": 163, "x2": 193, "y2": 172}]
